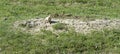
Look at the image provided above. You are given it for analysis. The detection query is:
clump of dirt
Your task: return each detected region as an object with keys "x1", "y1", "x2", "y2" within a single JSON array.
[{"x1": 14, "y1": 18, "x2": 120, "y2": 34}]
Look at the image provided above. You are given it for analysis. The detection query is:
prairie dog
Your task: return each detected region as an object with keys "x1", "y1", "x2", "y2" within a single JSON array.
[{"x1": 45, "y1": 15, "x2": 51, "y2": 24}]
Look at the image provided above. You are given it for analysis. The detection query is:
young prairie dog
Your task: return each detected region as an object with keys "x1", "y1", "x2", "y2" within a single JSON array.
[{"x1": 45, "y1": 15, "x2": 51, "y2": 24}]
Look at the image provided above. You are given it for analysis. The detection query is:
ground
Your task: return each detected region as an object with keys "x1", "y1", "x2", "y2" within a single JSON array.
[
  {"x1": 0, "y1": 0, "x2": 120, "y2": 54},
  {"x1": 14, "y1": 18, "x2": 120, "y2": 34}
]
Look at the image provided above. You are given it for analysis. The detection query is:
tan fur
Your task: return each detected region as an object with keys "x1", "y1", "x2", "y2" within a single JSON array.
[{"x1": 45, "y1": 15, "x2": 51, "y2": 24}]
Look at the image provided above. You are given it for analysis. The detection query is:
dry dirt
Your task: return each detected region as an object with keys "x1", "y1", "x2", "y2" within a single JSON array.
[{"x1": 14, "y1": 18, "x2": 120, "y2": 34}]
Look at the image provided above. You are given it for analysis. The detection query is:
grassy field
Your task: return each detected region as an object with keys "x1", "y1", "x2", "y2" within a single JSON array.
[{"x1": 0, "y1": 0, "x2": 120, "y2": 54}]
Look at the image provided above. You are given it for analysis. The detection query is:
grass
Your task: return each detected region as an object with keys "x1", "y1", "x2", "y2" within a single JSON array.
[
  {"x1": 0, "y1": 0, "x2": 120, "y2": 54},
  {"x1": 52, "y1": 23, "x2": 68, "y2": 30},
  {"x1": 1, "y1": 28, "x2": 120, "y2": 54}
]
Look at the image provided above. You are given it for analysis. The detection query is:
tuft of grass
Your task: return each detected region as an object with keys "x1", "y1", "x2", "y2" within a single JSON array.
[
  {"x1": 19, "y1": 23, "x2": 26, "y2": 28},
  {"x1": 52, "y1": 23, "x2": 68, "y2": 30}
]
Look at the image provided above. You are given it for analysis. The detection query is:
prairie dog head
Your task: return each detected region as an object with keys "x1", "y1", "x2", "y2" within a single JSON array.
[{"x1": 45, "y1": 15, "x2": 51, "y2": 23}]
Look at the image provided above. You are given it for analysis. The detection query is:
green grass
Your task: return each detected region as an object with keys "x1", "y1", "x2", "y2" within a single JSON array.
[
  {"x1": 0, "y1": 0, "x2": 120, "y2": 54},
  {"x1": 52, "y1": 23, "x2": 68, "y2": 30},
  {"x1": 1, "y1": 28, "x2": 120, "y2": 54}
]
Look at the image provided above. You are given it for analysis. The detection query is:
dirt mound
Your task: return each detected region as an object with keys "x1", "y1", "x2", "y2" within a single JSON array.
[{"x1": 14, "y1": 18, "x2": 120, "y2": 34}]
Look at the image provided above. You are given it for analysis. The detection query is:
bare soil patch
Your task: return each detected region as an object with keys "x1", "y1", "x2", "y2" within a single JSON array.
[{"x1": 14, "y1": 18, "x2": 120, "y2": 34}]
